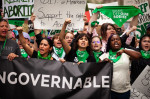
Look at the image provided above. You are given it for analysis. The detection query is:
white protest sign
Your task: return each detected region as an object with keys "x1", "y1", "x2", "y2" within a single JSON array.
[
  {"x1": 34, "y1": 0, "x2": 86, "y2": 30},
  {"x1": 131, "y1": 65, "x2": 150, "y2": 99},
  {"x1": 87, "y1": 2, "x2": 118, "y2": 25},
  {"x1": 124, "y1": 0, "x2": 150, "y2": 39},
  {"x1": 3, "y1": 0, "x2": 34, "y2": 19}
]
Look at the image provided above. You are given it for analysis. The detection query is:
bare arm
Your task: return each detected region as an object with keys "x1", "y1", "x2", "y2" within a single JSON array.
[
  {"x1": 17, "y1": 27, "x2": 34, "y2": 57},
  {"x1": 130, "y1": 5, "x2": 139, "y2": 28},
  {"x1": 59, "y1": 18, "x2": 71, "y2": 54}
]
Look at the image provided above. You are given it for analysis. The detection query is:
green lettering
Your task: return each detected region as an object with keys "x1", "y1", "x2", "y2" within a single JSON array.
[
  {"x1": 8, "y1": 6, "x2": 14, "y2": 17},
  {"x1": 4, "y1": 7, "x2": 9, "y2": 17}
]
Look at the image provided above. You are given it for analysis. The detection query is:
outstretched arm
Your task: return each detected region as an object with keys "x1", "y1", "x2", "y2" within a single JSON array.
[
  {"x1": 130, "y1": 5, "x2": 139, "y2": 28},
  {"x1": 17, "y1": 27, "x2": 34, "y2": 57},
  {"x1": 59, "y1": 18, "x2": 71, "y2": 54}
]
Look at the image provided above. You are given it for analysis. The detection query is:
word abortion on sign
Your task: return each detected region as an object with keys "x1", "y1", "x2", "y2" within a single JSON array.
[
  {"x1": 3, "y1": 0, "x2": 34, "y2": 19},
  {"x1": 0, "y1": 58, "x2": 113, "y2": 99},
  {"x1": 34, "y1": 0, "x2": 86, "y2": 30}
]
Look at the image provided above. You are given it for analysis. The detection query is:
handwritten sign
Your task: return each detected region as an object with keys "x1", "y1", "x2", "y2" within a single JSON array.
[
  {"x1": 3, "y1": 0, "x2": 34, "y2": 19},
  {"x1": 124, "y1": 0, "x2": 150, "y2": 39},
  {"x1": 131, "y1": 65, "x2": 150, "y2": 99},
  {"x1": 87, "y1": 2, "x2": 118, "y2": 25},
  {"x1": 34, "y1": 0, "x2": 86, "y2": 30}
]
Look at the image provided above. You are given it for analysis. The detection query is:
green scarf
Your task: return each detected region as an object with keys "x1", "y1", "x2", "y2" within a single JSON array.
[
  {"x1": 109, "y1": 48, "x2": 123, "y2": 63},
  {"x1": 91, "y1": 21, "x2": 99, "y2": 27},
  {"x1": 140, "y1": 50, "x2": 150, "y2": 59},
  {"x1": 93, "y1": 51, "x2": 103, "y2": 62},
  {"x1": 93, "y1": 6, "x2": 143, "y2": 27},
  {"x1": 76, "y1": 50, "x2": 89, "y2": 63},
  {"x1": 37, "y1": 51, "x2": 51, "y2": 60},
  {"x1": 20, "y1": 49, "x2": 28, "y2": 58},
  {"x1": 55, "y1": 47, "x2": 64, "y2": 58}
]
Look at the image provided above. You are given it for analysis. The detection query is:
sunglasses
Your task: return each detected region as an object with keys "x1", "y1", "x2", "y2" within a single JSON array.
[{"x1": 92, "y1": 41, "x2": 101, "y2": 44}]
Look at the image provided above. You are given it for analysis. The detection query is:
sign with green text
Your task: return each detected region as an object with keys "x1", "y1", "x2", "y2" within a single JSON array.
[{"x1": 3, "y1": 0, "x2": 34, "y2": 19}]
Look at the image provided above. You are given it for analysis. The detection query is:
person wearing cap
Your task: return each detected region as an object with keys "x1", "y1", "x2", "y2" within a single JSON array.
[{"x1": 147, "y1": 23, "x2": 150, "y2": 35}]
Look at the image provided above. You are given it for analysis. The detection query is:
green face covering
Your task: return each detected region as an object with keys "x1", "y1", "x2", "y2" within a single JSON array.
[
  {"x1": 140, "y1": 50, "x2": 150, "y2": 59},
  {"x1": 37, "y1": 51, "x2": 51, "y2": 60},
  {"x1": 55, "y1": 47, "x2": 64, "y2": 58},
  {"x1": 93, "y1": 6, "x2": 143, "y2": 27},
  {"x1": 109, "y1": 48, "x2": 123, "y2": 63},
  {"x1": 76, "y1": 50, "x2": 89, "y2": 63},
  {"x1": 20, "y1": 49, "x2": 28, "y2": 58},
  {"x1": 93, "y1": 51, "x2": 103, "y2": 62}
]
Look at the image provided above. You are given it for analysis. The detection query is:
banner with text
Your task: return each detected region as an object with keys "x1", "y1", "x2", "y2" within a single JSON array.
[
  {"x1": 0, "y1": 58, "x2": 112, "y2": 99},
  {"x1": 130, "y1": 65, "x2": 150, "y2": 99},
  {"x1": 3, "y1": 0, "x2": 34, "y2": 19},
  {"x1": 34, "y1": 0, "x2": 86, "y2": 30},
  {"x1": 124, "y1": 0, "x2": 150, "y2": 39},
  {"x1": 88, "y1": 2, "x2": 118, "y2": 25}
]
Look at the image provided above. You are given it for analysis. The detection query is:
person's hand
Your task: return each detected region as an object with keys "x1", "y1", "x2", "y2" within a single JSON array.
[
  {"x1": 34, "y1": 29, "x2": 42, "y2": 35},
  {"x1": 30, "y1": 13, "x2": 36, "y2": 23},
  {"x1": 77, "y1": 61, "x2": 84, "y2": 65},
  {"x1": 130, "y1": 26, "x2": 137, "y2": 32},
  {"x1": 59, "y1": 58, "x2": 66, "y2": 63},
  {"x1": 96, "y1": 5, "x2": 103, "y2": 9},
  {"x1": 103, "y1": 58, "x2": 112, "y2": 63},
  {"x1": 7, "y1": 53, "x2": 19, "y2": 61},
  {"x1": 16, "y1": 27, "x2": 23, "y2": 33},
  {"x1": 65, "y1": 18, "x2": 71, "y2": 25},
  {"x1": 116, "y1": 49, "x2": 124, "y2": 57},
  {"x1": 83, "y1": 15, "x2": 88, "y2": 22},
  {"x1": 133, "y1": 5, "x2": 138, "y2": 9}
]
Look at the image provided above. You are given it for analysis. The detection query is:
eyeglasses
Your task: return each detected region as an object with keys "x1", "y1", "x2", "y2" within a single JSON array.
[{"x1": 92, "y1": 41, "x2": 101, "y2": 44}]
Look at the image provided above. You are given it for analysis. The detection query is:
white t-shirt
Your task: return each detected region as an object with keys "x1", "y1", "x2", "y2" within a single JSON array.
[{"x1": 100, "y1": 52, "x2": 131, "y2": 93}]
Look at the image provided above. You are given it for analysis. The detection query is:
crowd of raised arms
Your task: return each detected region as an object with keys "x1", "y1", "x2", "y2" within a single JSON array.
[{"x1": 0, "y1": 5, "x2": 150, "y2": 99}]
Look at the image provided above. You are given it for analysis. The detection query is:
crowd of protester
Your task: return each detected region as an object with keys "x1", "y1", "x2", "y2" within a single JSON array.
[{"x1": 0, "y1": 5, "x2": 150, "y2": 99}]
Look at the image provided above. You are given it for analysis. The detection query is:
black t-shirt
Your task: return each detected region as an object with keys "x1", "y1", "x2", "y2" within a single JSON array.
[
  {"x1": 65, "y1": 48, "x2": 96, "y2": 62},
  {"x1": 31, "y1": 50, "x2": 38, "y2": 58},
  {"x1": 0, "y1": 39, "x2": 21, "y2": 57}
]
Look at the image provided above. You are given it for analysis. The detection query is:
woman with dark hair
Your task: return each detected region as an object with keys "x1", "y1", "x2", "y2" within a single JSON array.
[
  {"x1": 99, "y1": 34, "x2": 141, "y2": 99},
  {"x1": 130, "y1": 34, "x2": 150, "y2": 84},
  {"x1": 17, "y1": 27, "x2": 53, "y2": 60},
  {"x1": 59, "y1": 18, "x2": 96, "y2": 63}
]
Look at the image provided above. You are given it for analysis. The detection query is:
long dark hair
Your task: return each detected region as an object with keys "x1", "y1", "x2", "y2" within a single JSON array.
[
  {"x1": 106, "y1": 34, "x2": 123, "y2": 52},
  {"x1": 100, "y1": 23, "x2": 117, "y2": 40},
  {"x1": 40, "y1": 38, "x2": 53, "y2": 53},
  {"x1": 139, "y1": 34, "x2": 150, "y2": 50},
  {"x1": 0, "y1": 19, "x2": 8, "y2": 24},
  {"x1": 73, "y1": 33, "x2": 91, "y2": 54}
]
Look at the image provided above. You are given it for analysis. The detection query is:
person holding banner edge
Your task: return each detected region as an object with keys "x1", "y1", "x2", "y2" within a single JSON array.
[
  {"x1": 99, "y1": 34, "x2": 141, "y2": 99},
  {"x1": 89, "y1": 5, "x2": 141, "y2": 52}
]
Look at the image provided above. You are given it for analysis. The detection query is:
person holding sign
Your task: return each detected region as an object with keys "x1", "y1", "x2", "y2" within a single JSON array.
[
  {"x1": 17, "y1": 27, "x2": 53, "y2": 60},
  {"x1": 99, "y1": 34, "x2": 141, "y2": 99},
  {"x1": 131, "y1": 34, "x2": 150, "y2": 84},
  {"x1": 0, "y1": 19, "x2": 21, "y2": 61},
  {"x1": 59, "y1": 18, "x2": 96, "y2": 64},
  {"x1": 89, "y1": 5, "x2": 141, "y2": 52}
]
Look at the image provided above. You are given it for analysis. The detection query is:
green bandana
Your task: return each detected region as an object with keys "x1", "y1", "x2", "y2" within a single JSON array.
[
  {"x1": 93, "y1": 51, "x2": 103, "y2": 62},
  {"x1": 109, "y1": 48, "x2": 123, "y2": 63},
  {"x1": 20, "y1": 49, "x2": 28, "y2": 58},
  {"x1": 55, "y1": 47, "x2": 64, "y2": 58},
  {"x1": 93, "y1": 6, "x2": 143, "y2": 27},
  {"x1": 140, "y1": 50, "x2": 150, "y2": 59},
  {"x1": 37, "y1": 51, "x2": 51, "y2": 60},
  {"x1": 91, "y1": 21, "x2": 99, "y2": 27},
  {"x1": 76, "y1": 50, "x2": 89, "y2": 63},
  {"x1": 8, "y1": 20, "x2": 24, "y2": 26}
]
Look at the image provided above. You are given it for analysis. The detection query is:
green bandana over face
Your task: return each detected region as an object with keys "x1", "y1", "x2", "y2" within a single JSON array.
[
  {"x1": 93, "y1": 6, "x2": 143, "y2": 27},
  {"x1": 140, "y1": 50, "x2": 150, "y2": 59},
  {"x1": 37, "y1": 51, "x2": 51, "y2": 60},
  {"x1": 20, "y1": 49, "x2": 28, "y2": 58},
  {"x1": 55, "y1": 47, "x2": 64, "y2": 58},
  {"x1": 76, "y1": 50, "x2": 89, "y2": 63},
  {"x1": 109, "y1": 48, "x2": 123, "y2": 63},
  {"x1": 93, "y1": 51, "x2": 103, "y2": 62}
]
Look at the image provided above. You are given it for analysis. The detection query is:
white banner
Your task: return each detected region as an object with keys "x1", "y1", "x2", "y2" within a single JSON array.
[
  {"x1": 130, "y1": 65, "x2": 150, "y2": 99},
  {"x1": 3, "y1": 0, "x2": 34, "y2": 19},
  {"x1": 87, "y1": 2, "x2": 118, "y2": 25},
  {"x1": 33, "y1": 0, "x2": 86, "y2": 30}
]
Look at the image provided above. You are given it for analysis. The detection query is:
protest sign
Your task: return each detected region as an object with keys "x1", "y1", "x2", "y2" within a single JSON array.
[
  {"x1": 124, "y1": 0, "x2": 150, "y2": 39},
  {"x1": 3, "y1": 0, "x2": 34, "y2": 19},
  {"x1": 34, "y1": 0, "x2": 86, "y2": 30},
  {"x1": 87, "y1": 2, "x2": 118, "y2": 25},
  {"x1": 130, "y1": 65, "x2": 150, "y2": 99},
  {"x1": 0, "y1": 58, "x2": 112, "y2": 99}
]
